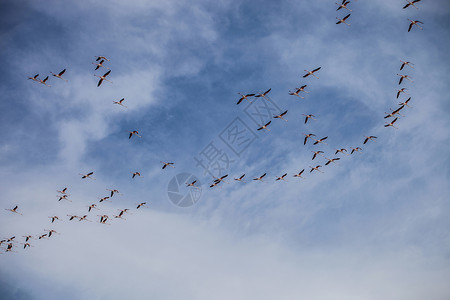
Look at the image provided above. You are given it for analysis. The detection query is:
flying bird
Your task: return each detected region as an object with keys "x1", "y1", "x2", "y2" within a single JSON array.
[
  {"x1": 113, "y1": 98, "x2": 127, "y2": 108},
  {"x1": 336, "y1": 0, "x2": 352, "y2": 11},
  {"x1": 335, "y1": 148, "x2": 348, "y2": 155},
  {"x1": 161, "y1": 162, "x2": 175, "y2": 169},
  {"x1": 234, "y1": 174, "x2": 246, "y2": 182},
  {"x1": 129, "y1": 130, "x2": 142, "y2": 139},
  {"x1": 385, "y1": 118, "x2": 399, "y2": 129},
  {"x1": 336, "y1": 14, "x2": 351, "y2": 26},
  {"x1": 237, "y1": 93, "x2": 255, "y2": 105},
  {"x1": 57, "y1": 187, "x2": 68, "y2": 194},
  {"x1": 5, "y1": 206, "x2": 22, "y2": 215},
  {"x1": 131, "y1": 171, "x2": 142, "y2": 178},
  {"x1": 400, "y1": 60, "x2": 414, "y2": 70},
  {"x1": 408, "y1": 19, "x2": 424, "y2": 32},
  {"x1": 398, "y1": 97, "x2": 412, "y2": 107},
  {"x1": 313, "y1": 136, "x2": 328, "y2": 145},
  {"x1": 28, "y1": 74, "x2": 40, "y2": 82},
  {"x1": 397, "y1": 74, "x2": 413, "y2": 85},
  {"x1": 50, "y1": 69, "x2": 67, "y2": 81},
  {"x1": 95, "y1": 70, "x2": 111, "y2": 87},
  {"x1": 137, "y1": 202, "x2": 147, "y2": 209},
  {"x1": 293, "y1": 169, "x2": 305, "y2": 178},
  {"x1": 39, "y1": 76, "x2": 51, "y2": 87},
  {"x1": 324, "y1": 157, "x2": 340, "y2": 166},
  {"x1": 274, "y1": 110, "x2": 288, "y2": 122},
  {"x1": 303, "y1": 114, "x2": 316, "y2": 124},
  {"x1": 93, "y1": 60, "x2": 108, "y2": 71},
  {"x1": 254, "y1": 88, "x2": 272, "y2": 99},
  {"x1": 303, "y1": 67, "x2": 321, "y2": 79},
  {"x1": 95, "y1": 56, "x2": 110, "y2": 61},
  {"x1": 403, "y1": 0, "x2": 421, "y2": 9},
  {"x1": 363, "y1": 136, "x2": 377, "y2": 144},
  {"x1": 350, "y1": 147, "x2": 363, "y2": 154},
  {"x1": 275, "y1": 173, "x2": 288, "y2": 182},
  {"x1": 303, "y1": 133, "x2": 316, "y2": 145},
  {"x1": 309, "y1": 165, "x2": 324, "y2": 173},
  {"x1": 257, "y1": 121, "x2": 272, "y2": 131},
  {"x1": 253, "y1": 173, "x2": 267, "y2": 182},
  {"x1": 312, "y1": 150, "x2": 325, "y2": 160},
  {"x1": 80, "y1": 172, "x2": 95, "y2": 179},
  {"x1": 396, "y1": 88, "x2": 408, "y2": 99}
]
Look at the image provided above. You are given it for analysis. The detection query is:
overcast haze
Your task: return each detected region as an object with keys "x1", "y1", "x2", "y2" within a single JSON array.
[{"x1": 1, "y1": 0, "x2": 450, "y2": 299}]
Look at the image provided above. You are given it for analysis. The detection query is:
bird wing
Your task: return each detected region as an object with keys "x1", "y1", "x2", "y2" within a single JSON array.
[
  {"x1": 59, "y1": 69, "x2": 66, "y2": 76},
  {"x1": 313, "y1": 67, "x2": 321, "y2": 73},
  {"x1": 408, "y1": 23, "x2": 413, "y2": 32},
  {"x1": 104, "y1": 70, "x2": 111, "y2": 77},
  {"x1": 304, "y1": 136, "x2": 308, "y2": 145},
  {"x1": 343, "y1": 14, "x2": 350, "y2": 21}
]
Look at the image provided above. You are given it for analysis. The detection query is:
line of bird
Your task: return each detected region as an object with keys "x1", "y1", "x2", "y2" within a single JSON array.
[
  {"x1": 384, "y1": 59, "x2": 415, "y2": 129},
  {"x1": 334, "y1": 0, "x2": 424, "y2": 31}
]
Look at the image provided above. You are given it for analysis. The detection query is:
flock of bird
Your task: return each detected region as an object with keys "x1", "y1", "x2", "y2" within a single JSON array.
[{"x1": 2, "y1": 1, "x2": 425, "y2": 254}]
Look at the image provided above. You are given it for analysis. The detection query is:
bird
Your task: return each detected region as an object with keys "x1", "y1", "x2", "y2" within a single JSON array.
[
  {"x1": 38, "y1": 234, "x2": 48, "y2": 240},
  {"x1": 113, "y1": 98, "x2": 127, "y2": 108},
  {"x1": 113, "y1": 214, "x2": 126, "y2": 220},
  {"x1": 397, "y1": 74, "x2": 413, "y2": 85},
  {"x1": 363, "y1": 136, "x2": 377, "y2": 144},
  {"x1": 67, "y1": 215, "x2": 79, "y2": 221},
  {"x1": 57, "y1": 194, "x2": 71, "y2": 202},
  {"x1": 95, "y1": 56, "x2": 110, "y2": 61},
  {"x1": 296, "y1": 85, "x2": 310, "y2": 94},
  {"x1": 385, "y1": 105, "x2": 405, "y2": 118},
  {"x1": 21, "y1": 243, "x2": 33, "y2": 249},
  {"x1": 396, "y1": 88, "x2": 408, "y2": 98},
  {"x1": 98, "y1": 196, "x2": 111, "y2": 203},
  {"x1": 57, "y1": 187, "x2": 68, "y2": 194},
  {"x1": 336, "y1": 14, "x2": 351, "y2": 26},
  {"x1": 385, "y1": 118, "x2": 399, "y2": 129},
  {"x1": 50, "y1": 69, "x2": 67, "y2": 81},
  {"x1": 408, "y1": 19, "x2": 424, "y2": 32},
  {"x1": 309, "y1": 165, "x2": 324, "y2": 173},
  {"x1": 313, "y1": 136, "x2": 328, "y2": 145},
  {"x1": 304, "y1": 133, "x2": 316, "y2": 145},
  {"x1": 237, "y1": 93, "x2": 255, "y2": 105},
  {"x1": 398, "y1": 97, "x2": 412, "y2": 107},
  {"x1": 303, "y1": 114, "x2": 316, "y2": 124},
  {"x1": 303, "y1": 67, "x2": 321, "y2": 78},
  {"x1": 131, "y1": 171, "x2": 142, "y2": 178},
  {"x1": 400, "y1": 60, "x2": 414, "y2": 70},
  {"x1": 274, "y1": 110, "x2": 288, "y2": 122},
  {"x1": 49, "y1": 216, "x2": 60, "y2": 223},
  {"x1": 80, "y1": 172, "x2": 95, "y2": 179},
  {"x1": 161, "y1": 162, "x2": 175, "y2": 169},
  {"x1": 136, "y1": 202, "x2": 147, "y2": 209},
  {"x1": 22, "y1": 235, "x2": 33, "y2": 242},
  {"x1": 39, "y1": 76, "x2": 51, "y2": 87},
  {"x1": 350, "y1": 147, "x2": 363, "y2": 154},
  {"x1": 213, "y1": 174, "x2": 229, "y2": 184},
  {"x1": 253, "y1": 173, "x2": 267, "y2": 182},
  {"x1": 324, "y1": 157, "x2": 340, "y2": 166},
  {"x1": 288, "y1": 89, "x2": 305, "y2": 99},
  {"x1": 44, "y1": 229, "x2": 59, "y2": 238},
  {"x1": 254, "y1": 88, "x2": 272, "y2": 100},
  {"x1": 78, "y1": 215, "x2": 91, "y2": 222},
  {"x1": 234, "y1": 174, "x2": 246, "y2": 182},
  {"x1": 403, "y1": 0, "x2": 421, "y2": 9},
  {"x1": 293, "y1": 169, "x2": 305, "y2": 178},
  {"x1": 257, "y1": 121, "x2": 272, "y2": 131},
  {"x1": 336, "y1": 0, "x2": 352, "y2": 11},
  {"x1": 87, "y1": 204, "x2": 98, "y2": 212},
  {"x1": 28, "y1": 74, "x2": 40, "y2": 82},
  {"x1": 118, "y1": 208, "x2": 132, "y2": 215},
  {"x1": 95, "y1": 70, "x2": 111, "y2": 87},
  {"x1": 186, "y1": 180, "x2": 198, "y2": 187},
  {"x1": 107, "y1": 189, "x2": 120, "y2": 197},
  {"x1": 98, "y1": 215, "x2": 110, "y2": 224},
  {"x1": 312, "y1": 150, "x2": 324, "y2": 160},
  {"x1": 275, "y1": 173, "x2": 288, "y2": 182},
  {"x1": 92, "y1": 60, "x2": 109, "y2": 71},
  {"x1": 129, "y1": 130, "x2": 142, "y2": 139},
  {"x1": 335, "y1": 148, "x2": 348, "y2": 155},
  {"x1": 5, "y1": 206, "x2": 22, "y2": 215}
]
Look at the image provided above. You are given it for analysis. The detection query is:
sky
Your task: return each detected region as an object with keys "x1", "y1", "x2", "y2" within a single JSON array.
[{"x1": 0, "y1": 0, "x2": 450, "y2": 299}]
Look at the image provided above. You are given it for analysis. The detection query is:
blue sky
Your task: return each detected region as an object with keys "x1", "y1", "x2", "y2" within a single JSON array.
[{"x1": 1, "y1": 0, "x2": 450, "y2": 299}]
